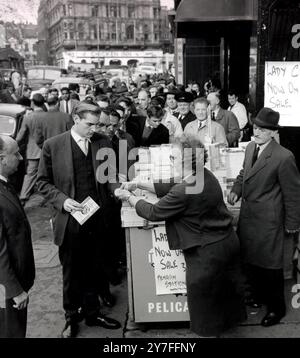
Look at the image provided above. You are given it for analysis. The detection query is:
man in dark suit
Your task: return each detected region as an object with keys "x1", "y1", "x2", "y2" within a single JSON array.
[
  {"x1": 35, "y1": 97, "x2": 74, "y2": 149},
  {"x1": 16, "y1": 93, "x2": 45, "y2": 205},
  {"x1": 228, "y1": 108, "x2": 300, "y2": 327},
  {"x1": 37, "y1": 102, "x2": 120, "y2": 338},
  {"x1": 207, "y1": 92, "x2": 240, "y2": 147},
  {"x1": 134, "y1": 105, "x2": 169, "y2": 148},
  {"x1": 17, "y1": 86, "x2": 32, "y2": 107},
  {"x1": 59, "y1": 87, "x2": 79, "y2": 114},
  {"x1": 0, "y1": 135, "x2": 35, "y2": 338},
  {"x1": 174, "y1": 92, "x2": 196, "y2": 130}
]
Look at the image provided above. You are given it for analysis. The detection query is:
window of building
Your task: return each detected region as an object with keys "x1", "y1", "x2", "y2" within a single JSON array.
[
  {"x1": 126, "y1": 25, "x2": 134, "y2": 40},
  {"x1": 64, "y1": 22, "x2": 68, "y2": 29},
  {"x1": 63, "y1": 5, "x2": 66, "y2": 16},
  {"x1": 153, "y1": 8, "x2": 159, "y2": 19},
  {"x1": 110, "y1": 5, "x2": 117, "y2": 17},
  {"x1": 111, "y1": 33, "x2": 116, "y2": 40},
  {"x1": 68, "y1": 4, "x2": 73, "y2": 16},
  {"x1": 64, "y1": 32, "x2": 68, "y2": 40},
  {"x1": 154, "y1": 33, "x2": 159, "y2": 41},
  {"x1": 144, "y1": 34, "x2": 149, "y2": 41},
  {"x1": 25, "y1": 43, "x2": 29, "y2": 52},
  {"x1": 128, "y1": 5, "x2": 135, "y2": 18},
  {"x1": 91, "y1": 5, "x2": 98, "y2": 17},
  {"x1": 70, "y1": 32, "x2": 74, "y2": 40}
]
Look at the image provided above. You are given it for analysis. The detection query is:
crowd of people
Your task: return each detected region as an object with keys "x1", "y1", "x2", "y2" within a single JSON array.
[{"x1": 1, "y1": 69, "x2": 300, "y2": 339}]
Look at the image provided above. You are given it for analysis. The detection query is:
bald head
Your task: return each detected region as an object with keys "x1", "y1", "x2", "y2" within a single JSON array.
[
  {"x1": 207, "y1": 92, "x2": 220, "y2": 110},
  {"x1": 0, "y1": 135, "x2": 22, "y2": 177},
  {"x1": 138, "y1": 90, "x2": 150, "y2": 110}
]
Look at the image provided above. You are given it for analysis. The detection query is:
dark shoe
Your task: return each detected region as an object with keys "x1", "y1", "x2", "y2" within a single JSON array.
[
  {"x1": 85, "y1": 313, "x2": 121, "y2": 329},
  {"x1": 100, "y1": 292, "x2": 115, "y2": 308},
  {"x1": 244, "y1": 296, "x2": 262, "y2": 308},
  {"x1": 261, "y1": 312, "x2": 284, "y2": 327},
  {"x1": 61, "y1": 321, "x2": 79, "y2": 338}
]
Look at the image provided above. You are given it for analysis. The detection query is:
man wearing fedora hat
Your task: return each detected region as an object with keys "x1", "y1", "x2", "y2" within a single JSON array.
[{"x1": 228, "y1": 107, "x2": 300, "y2": 327}]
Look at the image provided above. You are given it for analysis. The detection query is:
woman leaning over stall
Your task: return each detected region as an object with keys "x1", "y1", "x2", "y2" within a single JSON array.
[{"x1": 115, "y1": 139, "x2": 246, "y2": 337}]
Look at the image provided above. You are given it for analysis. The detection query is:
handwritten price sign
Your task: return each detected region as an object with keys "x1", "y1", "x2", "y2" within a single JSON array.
[
  {"x1": 264, "y1": 61, "x2": 300, "y2": 127},
  {"x1": 151, "y1": 227, "x2": 187, "y2": 296}
]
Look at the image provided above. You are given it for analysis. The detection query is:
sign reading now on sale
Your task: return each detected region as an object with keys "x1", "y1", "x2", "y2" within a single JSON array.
[
  {"x1": 151, "y1": 226, "x2": 187, "y2": 296},
  {"x1": 264, "y1": 61, "x2": 300, "y2": 127}
]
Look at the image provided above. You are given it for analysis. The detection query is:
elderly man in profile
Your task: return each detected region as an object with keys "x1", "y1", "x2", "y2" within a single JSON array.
[{"x1": 0, "y1": 135, "x2": 35, "y2": 338}]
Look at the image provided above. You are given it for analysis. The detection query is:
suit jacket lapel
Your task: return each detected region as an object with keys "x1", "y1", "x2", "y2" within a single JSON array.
[
  {"x1": 245, "y1": 140, "x2": 274, "y2": 181},
  {"x1": 64, "y1": 132, "x2": 75, "y2": 198},
  {"x1": 0, "y1": 183, "x2": 26, "y2": 218}
]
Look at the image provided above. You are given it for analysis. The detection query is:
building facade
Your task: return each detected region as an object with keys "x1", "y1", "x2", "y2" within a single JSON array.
[{"x1": 37, "y1": 0, "x2": 173, "y2": 69}]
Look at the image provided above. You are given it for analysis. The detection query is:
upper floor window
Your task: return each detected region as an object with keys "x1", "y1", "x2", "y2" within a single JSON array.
[
  {"x1": 91, "y1": 5, "x2": 98, "y2": 17},
  {"x1": 128, "y1": 5, "x2": 135, "y2": 18}
]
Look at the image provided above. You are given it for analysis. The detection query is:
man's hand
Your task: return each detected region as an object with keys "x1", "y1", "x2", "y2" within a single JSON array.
[
  {"x1": 63, "y1": 199, "x2": 84, "y2": 213},
  {"x1": 227, "y1": 192, "x2": 239, "y2": 206},
  {"x1": 13, "y1": 291, "x2": 29, "y2": 310},
  {"x1": 120, "y1": 182, "x2": 138, "y2": 192}
]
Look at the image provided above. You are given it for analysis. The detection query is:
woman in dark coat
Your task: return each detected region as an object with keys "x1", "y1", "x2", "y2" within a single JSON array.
[{"x1": 116, "y1": 139, "x2": 246, "y2": 337}]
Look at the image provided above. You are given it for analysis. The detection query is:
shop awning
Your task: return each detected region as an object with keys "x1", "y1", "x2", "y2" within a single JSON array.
[{"x1": 175, "y1": 0, "x2": 257, "y2": 22}]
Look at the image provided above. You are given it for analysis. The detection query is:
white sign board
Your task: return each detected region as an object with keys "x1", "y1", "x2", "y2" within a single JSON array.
[
  {"x1": 264, "y1": 61, "x2": 300, "y2": 126},
  {"x1": 151, "y1": 227, "x2": 187, "y2": 295}
]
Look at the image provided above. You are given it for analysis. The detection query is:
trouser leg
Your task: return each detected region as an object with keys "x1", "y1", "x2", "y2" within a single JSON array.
[
  {"x1": 20, "y1": 159, "x2": 39, "y2": 201},
  {"x1": 0, "y1": 299, "x2": 27, "y2": 338}
]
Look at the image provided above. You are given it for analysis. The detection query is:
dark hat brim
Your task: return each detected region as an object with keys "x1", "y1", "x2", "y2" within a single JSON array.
[{"x1": 252, "y1": 116, "x2": 280, "y2": 129}]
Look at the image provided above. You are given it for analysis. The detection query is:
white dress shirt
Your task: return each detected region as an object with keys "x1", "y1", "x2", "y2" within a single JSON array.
[{"x1": 71, "y1": 128, "x2": 89, "y2": 155}]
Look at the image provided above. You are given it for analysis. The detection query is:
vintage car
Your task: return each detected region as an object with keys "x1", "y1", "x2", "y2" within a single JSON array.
[
  {"x1": 0, "y1": 103, "x2": 28, "y2": 192},
  {"x1": 27, "y1": 65, "x2": 68, "y2": 91}
]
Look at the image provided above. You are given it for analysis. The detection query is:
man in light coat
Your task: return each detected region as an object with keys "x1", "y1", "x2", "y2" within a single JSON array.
[{"x1": 228, "y1": 107, "x2": 300, "y2": 327}]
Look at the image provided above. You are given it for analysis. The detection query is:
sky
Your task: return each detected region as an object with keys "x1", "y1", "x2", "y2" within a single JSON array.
[{"x1": 161, "y1": 0, "x2": 174, "y2": 9}]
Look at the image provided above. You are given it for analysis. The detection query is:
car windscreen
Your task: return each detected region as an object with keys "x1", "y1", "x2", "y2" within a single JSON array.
[
  {"x1": 0, "y1": 115, "x2": 16, "y2": 136},
  {"x1": 28, "y1": 69, "x2": 62, "y2": 81}
]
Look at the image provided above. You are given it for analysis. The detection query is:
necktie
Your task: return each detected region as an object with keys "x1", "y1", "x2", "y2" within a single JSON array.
[
  {"x1": 66, "y1": 101, "x2": 69, "y2": 114},
  {"x1": 142, "y1": 125, "x2": 153, "y2": 140},
  {"x1": 198, "y1": 121, "x2": 202, "y2": 131},
  {"x1": 211, "y1": 111, "x2": 216, "y2": 121},
  {"x1": 79, "y1": 139, "x2": 89, "y2": 155},
  {"x1": 252, "y1": 145, "x2": 260, "y2": 166}
]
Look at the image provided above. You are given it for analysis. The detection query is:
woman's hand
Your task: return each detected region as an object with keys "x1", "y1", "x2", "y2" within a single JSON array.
[
  {"x1": 120, "y1": 182, "x2": 138, "y2": 192},
  {"x1": 114, "y1": 188, "x2": 132, "y2": 201}
]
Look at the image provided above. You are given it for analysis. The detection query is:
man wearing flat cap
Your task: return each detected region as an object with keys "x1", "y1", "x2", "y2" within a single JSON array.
[
  {"x1": 37, "y1": 101, "x2": 121, "y2": 338},
  {"x1": 228, "y1": 107, "x2": 300, "y2": 327},
  {"x1": 174, "y1": 92, "x2": 196, "y2": 130}
]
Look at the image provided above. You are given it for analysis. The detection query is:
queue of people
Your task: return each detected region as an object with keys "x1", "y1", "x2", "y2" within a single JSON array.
[{"x1": 1, "y1": 70, "x2": 300, "y2": 339}]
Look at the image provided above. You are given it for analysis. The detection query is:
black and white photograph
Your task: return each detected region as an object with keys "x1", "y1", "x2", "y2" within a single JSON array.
[{"x1": 1, "y1": 0, "x2": 300, "y2": 347}]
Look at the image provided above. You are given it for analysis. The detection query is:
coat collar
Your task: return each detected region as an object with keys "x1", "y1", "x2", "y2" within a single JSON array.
[
  {"x1": 244, "y1": 140, "x2": 275, "y2": 181},
  {"x1": 0, "y1": 181, "x2": 26, "y2": 217}
]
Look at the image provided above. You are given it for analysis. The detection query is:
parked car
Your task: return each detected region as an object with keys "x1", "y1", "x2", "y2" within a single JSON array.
[
  {"x1": 27, "y1": 65, "x2": 68, "y2": 91},
  {"x1": 0, "y1": 103, "x2": 28, "y2": 192}
]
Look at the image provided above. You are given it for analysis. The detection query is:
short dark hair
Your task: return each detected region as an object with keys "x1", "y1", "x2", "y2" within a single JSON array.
[
  {"x1": 228, "y1": 89, "x2": 238, "y2": 97},
  {"x1": 61, "y1": 87, "x2": 70, "y2": 94},
  {"x1": 32, "y1": 93, "x2": 45, "y2": 107},
  {"x1": 49, "y1": 88, "x2": 59, "y2": 94},
  {"x1": 146, "y1": 105, "x2": 164, "y2": 119},
  {"x1": 47, "y1": 96, "x2": 58, "y2": 106},
  {"x1": 23, "y1": 85, "x2": 32, "y2": 92},
  {"x1": 180, "y1": 137, "x2": 208, "y2": 173}
]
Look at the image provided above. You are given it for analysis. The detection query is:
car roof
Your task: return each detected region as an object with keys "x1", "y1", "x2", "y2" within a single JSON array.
[
  {"x1": 52, "y1": 77, "x2": 90, "y2": 85},
  {"x1": 27, "y1": 66, "x2": 62, "y2": 70},
  {"x1": 0, "y1": 103, "x2": 26, "y2": 116}
]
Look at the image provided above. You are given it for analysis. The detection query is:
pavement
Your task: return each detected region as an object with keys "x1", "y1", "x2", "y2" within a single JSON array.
[{"x1": 24, "y1": 193, "x2": 300, "y2": 339}]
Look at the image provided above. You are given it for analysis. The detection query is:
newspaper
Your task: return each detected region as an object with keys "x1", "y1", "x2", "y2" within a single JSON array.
[{"x1": 71, "y1": 196, "x2": 100, "y2": 225}]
